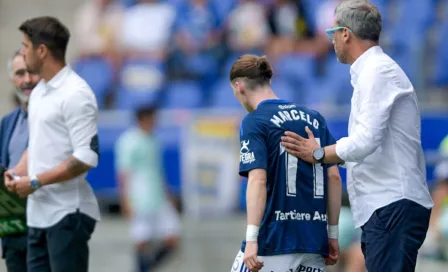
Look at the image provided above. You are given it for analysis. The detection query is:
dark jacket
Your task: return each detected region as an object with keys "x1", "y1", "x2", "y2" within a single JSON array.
[{"x1": 0, "y1": 107, "x2": 22, "y2": 169}]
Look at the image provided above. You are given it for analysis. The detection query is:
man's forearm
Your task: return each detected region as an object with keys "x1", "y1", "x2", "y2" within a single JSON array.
[
  {"x1": 37, "y1": 156, "x2": 92, "y2": 186},
  {"x1": 326, "y1": 166, "x2": 342, "y2": 226},
  {"x1": 323, "y1": 145, "x2": 344, "y2": 164},
  {"x1": 13, "y1": 150, "x2": 28, "y2": 176},
  {"x1": 246, "y1": 178, "x2": 267, "y2": 226}
]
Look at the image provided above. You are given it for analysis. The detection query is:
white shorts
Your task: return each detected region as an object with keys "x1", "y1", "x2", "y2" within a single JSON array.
[
  {"x1": 130, "y1": 201, "x2": 181, "y2": 243},
  {"x1": 231, "y1": 250, "x2": 326, "y2": 272}
]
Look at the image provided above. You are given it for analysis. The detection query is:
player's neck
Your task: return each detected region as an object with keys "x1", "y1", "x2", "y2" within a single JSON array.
[{"x1": 41, "y1": 61, "x2": 66, "y2": 83}]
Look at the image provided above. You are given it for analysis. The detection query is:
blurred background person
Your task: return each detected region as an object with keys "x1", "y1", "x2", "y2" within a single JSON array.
[
  {"x1": 226, "y1": 0, "x2": 269, "y2": 55},
  {"x1": 119, "y1": 0, "x2": 176, "y2": 61},
  {"x1": 0, "y1": 50, "x2": 41, "y2": 272},
  {"x1": 115, "y1": 105, "x2": 180, "y2": 272},
  {"x1": 74, "y1": 0, "x2": 124, "y2": 66}
]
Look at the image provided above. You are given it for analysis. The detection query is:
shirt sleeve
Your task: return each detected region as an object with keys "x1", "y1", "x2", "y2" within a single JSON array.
[
  {"x1": 115, "y1": 135, "x2": 133, "y2": 173},
  {"x1": 318, "y1": 113, "x2": 336, "y2": 167},
  {"x1": 336, "y1": 64, "x2": 408, "y2": 163},
  {"x1": 62, "y1": 88, "x2": 99, "y2": 167},
  {"x1": 239, "y1": 116, "x2": 268, "y2": 177}
]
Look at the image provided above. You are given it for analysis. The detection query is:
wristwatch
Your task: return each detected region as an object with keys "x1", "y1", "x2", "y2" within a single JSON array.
[
  {"x1": 312, "y1": 148, "x2": 325, "y2": 163},
  {"x1": 29, "y1": 176, "x2": 41, "y2": 190}
]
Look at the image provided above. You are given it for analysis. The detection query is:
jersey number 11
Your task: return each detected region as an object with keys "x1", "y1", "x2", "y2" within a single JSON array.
[{"x1": 282, "y1": 138, "x2": 324, "y2": 199}]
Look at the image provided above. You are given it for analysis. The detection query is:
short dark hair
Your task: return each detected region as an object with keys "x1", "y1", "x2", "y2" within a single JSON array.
[
  {"x1": 229, "y1": 54, "x2": 273, "y2": 90},
  {"x1": 135, "y1": 104, "x2": 158, "y2": 121},
  {"x1": 19, "y1": 16, "x2": 70, "y2": 62}
]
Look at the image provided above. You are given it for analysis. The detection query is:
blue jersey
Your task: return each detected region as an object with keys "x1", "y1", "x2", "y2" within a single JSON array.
[{"x1": 239, "y1": 99, "x2": 336, "y2": 257}]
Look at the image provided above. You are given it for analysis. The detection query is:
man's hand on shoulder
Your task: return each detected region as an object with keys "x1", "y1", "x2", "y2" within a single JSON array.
[{"x1": 281, "y1": 127, "x2": 320, "y2": 163}]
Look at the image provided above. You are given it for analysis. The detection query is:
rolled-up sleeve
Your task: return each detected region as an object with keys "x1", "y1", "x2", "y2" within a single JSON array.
[
  {"x1": 336, "y1": 64, "x2": 406, "y2": 163},
  {"x1": 62, "y1": 87, "x2": 99, "y2": 167}
]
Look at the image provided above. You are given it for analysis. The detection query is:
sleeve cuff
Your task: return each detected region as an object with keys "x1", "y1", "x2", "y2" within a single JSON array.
[
  {"x1": 73, "y1": 149, "x2": 98, "y2": 168},
  {"x1": 335, "y1": 137, "x2": 350, "y2": 162}
]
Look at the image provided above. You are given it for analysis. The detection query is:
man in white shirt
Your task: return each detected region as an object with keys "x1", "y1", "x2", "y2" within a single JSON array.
[
  {"x1": 280, "y1": 1, "x2": 433, "y2": 271},
  {"x1": 3, "y1": 16, "x2": 100, "y2": 272}
]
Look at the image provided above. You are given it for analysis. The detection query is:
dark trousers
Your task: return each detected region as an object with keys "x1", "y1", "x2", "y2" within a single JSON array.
[
  {"x1": 27, "y1": 211, "x2": 96, "y2": 272},
  {"x1": 2, "y1": 234, "x2": 28, "y2": 272},
  {"x1": 361, "y1": 199, "x2": 431, "y2": 272}
]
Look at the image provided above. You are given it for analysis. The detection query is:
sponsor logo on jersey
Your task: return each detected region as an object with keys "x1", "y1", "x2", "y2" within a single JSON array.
[
  {"x1": 269, "y1": 265, "x2": 324, "y2": 272},
  {"x1": 275, "y1": 210, "x2": 327, "y2": 222},
  {"x1": 240, "y1": 140, "x2": 255, "y2": 164},
  {"x1": 278, "y1": 104, "x2": 296, "y2": 110}
]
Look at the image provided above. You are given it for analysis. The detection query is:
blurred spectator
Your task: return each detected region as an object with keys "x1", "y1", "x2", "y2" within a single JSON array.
[
  {"x1": 422, "y1": 160, "x2": 448, "y2": 261},
  {"x1": 115, "y1": 105, "x2": 181, "y2": 272},
  {"x1": 169, "y1": 0, "x2": 222, "y2": 79},
  {"x1": 74, "y1": 0, "x2": 124, "y2": 64},
  {"x1": 119, "y1": 0, "x2": 176, "y2": 61},
  {"x1": 265, "y1": 0, "x2": 322, "y2": 59},
  {"x1": 226, "y1": 0, "x2": 269, "y2": 54},
  {"x1": 314, "y1": 0, "x2": 342, "y2": 55}
]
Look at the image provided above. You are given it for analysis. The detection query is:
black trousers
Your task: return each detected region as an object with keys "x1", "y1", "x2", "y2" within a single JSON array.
[
  {"x1": 361, "y1": 199, "x2": 431, "y2": 272},
  {"x1": 27, "y1": 211, "x2": 96, "y2": 272},
  {"x1": 2, "y1": 234, "x2": 28, "y2": 272}
]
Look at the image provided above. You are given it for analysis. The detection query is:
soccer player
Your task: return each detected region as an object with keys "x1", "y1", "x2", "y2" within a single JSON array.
[
  {"x1": 229, "y1": 54, "x2": 342, "y2": 272},
  {"x1": 115, "y1": 105, "x2": 180, "y2": 272}
]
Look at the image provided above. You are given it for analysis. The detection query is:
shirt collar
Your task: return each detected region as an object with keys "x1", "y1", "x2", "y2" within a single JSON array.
[
  {"x1": 350, "y1": 45, "x2": 383, "y2": 79},
  {"x1": 44, "y1": 65, "x2": 70, "y2": 90}
]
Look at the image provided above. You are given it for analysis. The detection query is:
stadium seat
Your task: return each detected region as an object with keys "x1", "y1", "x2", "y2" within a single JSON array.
[
  {"x1": 211, "y1": 0, "x2": 236, "y2": 22},
  {"x1": 210, "y1": 78, "x2": 240, "y2": 108},
  {"x1": 433, "y1": 23, "x2": 448, "y2": 87},
  {"x1": 72, "y1": 57, "x2": 113, "y2": 109},
  {"x1": 273, "y1": 53, "x2": 317, "y2": 98},
  {"x1": 306, "y1": 56, "x2": 352, "y2": 106},
  {"x1": 270, "y1": 78, "x2": 296, "y2": 102},
  {"x1": 163, "y1": 80, "x2": 203, "y2": 109},
  {"x1": 115, "y1": 59, "x2": 165, "y2": 110}
]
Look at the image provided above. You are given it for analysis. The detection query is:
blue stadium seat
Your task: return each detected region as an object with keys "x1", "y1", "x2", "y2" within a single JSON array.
[
  {"x1": 273, "y1": 53, "x2": 317, "y2": 98},
  {"x1": 115, "y1": 59, "x2": 165, "y2": 110},
  {"x1": 72, "y1": 57, "x2": 114, "y2": 109},
  {"x1": 306, "y1": 57, "x2": 352, "y2": 106},
  {"x1": 210, "y1": 78, "x2": 240, "y2": 108},
  {"x1": 120, "y1": 0, "x2": 136, "y2": 8},
  {"x1": 180, "y1": 53, "x2": 219, "y2": 78},
  {"x1": 211, "y1": 0, "x2": 236, "y2": 22},
  {"x1": 433, "y1": 23, "x2": 448, "y2": 87},
  {"x1": 163, "y1": 80, "x2": 203, "y2": 109},
  {"x1": 270, "y1": 78, "x2": 296, "y2": 102}
]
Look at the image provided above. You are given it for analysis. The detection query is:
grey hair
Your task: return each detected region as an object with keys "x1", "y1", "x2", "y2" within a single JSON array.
[
  {"x1": 335, "y1": 0, "x2": 382, "y2": 42},
  {"x1": 7, "y1": 49, "x2": 22, "y2": 79}
]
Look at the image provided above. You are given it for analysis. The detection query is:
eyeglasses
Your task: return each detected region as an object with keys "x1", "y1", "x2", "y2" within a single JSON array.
[{"x1": 325, "y1": 26, "x2": 353, "y2": 41}]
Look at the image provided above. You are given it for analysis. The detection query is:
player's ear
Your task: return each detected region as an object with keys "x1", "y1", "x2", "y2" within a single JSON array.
[{"x1": 235, "y1": 81, "x2": 244, "y2": 94}]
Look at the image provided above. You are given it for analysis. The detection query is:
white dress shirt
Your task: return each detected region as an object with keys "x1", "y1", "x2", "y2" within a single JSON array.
[
  {"x1": 27, "y1": 66, "x2": 101, "y2": 228},
  {"x1": 335, "y1": 46, "x2": 434, "y2": 228}
]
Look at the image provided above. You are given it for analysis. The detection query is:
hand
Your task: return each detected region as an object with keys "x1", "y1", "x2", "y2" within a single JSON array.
[
  {"x1": 281, "y1": 126, "x2": 320, "y2": 164},
  {"x1": 14, "y1": 176, "x2": 34, "y2": 198},
  {"x1": 325, "y1": 238, "x2": 339, "y2": 265},
  {"x1": 244, "y1": 241, "x2": 264, "y2": 272},
  {"x1": 4, "y1": 170, "x2": 17, "y2": 192}
]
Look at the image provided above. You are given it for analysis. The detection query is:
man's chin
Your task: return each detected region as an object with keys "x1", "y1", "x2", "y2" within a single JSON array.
[{"x1": 22, "y1": 89, "x2": 33, "y2": 96}]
